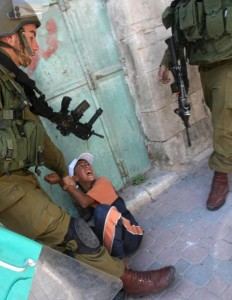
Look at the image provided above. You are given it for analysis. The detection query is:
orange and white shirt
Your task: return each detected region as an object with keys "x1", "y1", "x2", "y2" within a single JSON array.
[{"x1": 87, "y1": 177, "x2": 118, "y2": 207}]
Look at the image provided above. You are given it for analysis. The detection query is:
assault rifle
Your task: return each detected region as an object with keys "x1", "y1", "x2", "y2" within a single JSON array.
[
  {"x1": 28, "y1": 92, "x2": 104, "y2": 140},
  {"x1": 50, "y1": 96, "x2": 104, "y2": 140},
  {"x1": 6, "y1": 62, "x2": 104, "y2": 141},
  {"x1": 165, "y1": 36, "x2": 191, "y2": 147}
]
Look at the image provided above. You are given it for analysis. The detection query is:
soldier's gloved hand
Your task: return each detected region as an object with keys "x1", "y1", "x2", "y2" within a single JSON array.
[
  {"x1": 157, "y1": 65, "x2": 170, "y2": 85},
  {"x1": 44, "y1": 173, "x2": 61, "y2": 185}
]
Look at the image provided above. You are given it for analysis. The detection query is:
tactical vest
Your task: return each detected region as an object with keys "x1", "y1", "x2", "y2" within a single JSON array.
[
  {"x1": 0, "y1": 64, "x2": 45, "y2": 174},
  {"x1": 162, "y1": 0, "x2": 232, "y2": 65}
]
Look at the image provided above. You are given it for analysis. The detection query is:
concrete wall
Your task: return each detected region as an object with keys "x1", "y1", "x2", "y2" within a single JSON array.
[{"x1": 106, "y1": 0, "x2": 213, "y2": 168}]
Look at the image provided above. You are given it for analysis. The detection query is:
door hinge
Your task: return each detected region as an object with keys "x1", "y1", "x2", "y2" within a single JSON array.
[{"x1": 117, "y1": 160, "x2": 130, "y2": 182}]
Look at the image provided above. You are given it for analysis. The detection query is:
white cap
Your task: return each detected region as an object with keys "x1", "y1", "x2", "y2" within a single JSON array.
[{"x1": 68, "y1": 153, "x2": 94, "y2": 176}]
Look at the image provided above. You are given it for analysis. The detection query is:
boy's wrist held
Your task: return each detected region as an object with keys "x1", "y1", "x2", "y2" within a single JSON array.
[
  {"x1": 63, "y1": 184, "x2": 71, "y2": 191},
  {"x1": 64, "y1": 184, "x2": 75, "y2": 191}
]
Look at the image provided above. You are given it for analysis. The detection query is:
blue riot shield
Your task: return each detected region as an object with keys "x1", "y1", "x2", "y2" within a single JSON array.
[{"x1": 0, "y1": 227, "x2": 122, "y2": 300}]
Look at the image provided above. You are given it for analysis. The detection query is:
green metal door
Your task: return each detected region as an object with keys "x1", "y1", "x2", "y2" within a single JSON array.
[{"x1": 30, "y1": 0, "x2": 150, "y2": 209}]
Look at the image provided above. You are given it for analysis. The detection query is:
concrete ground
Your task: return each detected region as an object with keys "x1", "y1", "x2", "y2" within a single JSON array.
[{"x1": 119, "y1": 155, "x2": 232, "y2": 300}]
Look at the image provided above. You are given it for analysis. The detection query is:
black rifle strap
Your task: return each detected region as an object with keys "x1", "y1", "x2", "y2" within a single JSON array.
[
  {"x1": 0, "y1": 51, "x2": 37, "y2": 93},
  {"x1": 0, "y1": 51, "x2": 55, "y2": 118}
]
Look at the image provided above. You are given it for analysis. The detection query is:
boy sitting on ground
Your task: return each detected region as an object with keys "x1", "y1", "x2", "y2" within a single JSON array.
[{"x1": 45, "y1": 153, "x2": 143, "y2": 259}]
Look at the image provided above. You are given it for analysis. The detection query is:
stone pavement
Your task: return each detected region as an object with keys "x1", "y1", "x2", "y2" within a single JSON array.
[{"x1": 120, "y1": 156, "x2": 232, "y2": 300}]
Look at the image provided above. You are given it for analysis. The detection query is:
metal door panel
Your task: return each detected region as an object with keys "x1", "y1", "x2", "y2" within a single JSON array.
[
  {"x1": 29, "y1": 5, "x2": 86, "y2": 99},
  {"x1": 63, "y1": 0, "x2": 151, "y2": 181},
  {"x1": 66, "y1": 0, "x2": 120, "y2": 73},
  {"x1": 31, "y1": 0, "x2": 150, "y2": 198},
  {"x1": 96, "y1": 71, "x2": 150, "y2": 180}
]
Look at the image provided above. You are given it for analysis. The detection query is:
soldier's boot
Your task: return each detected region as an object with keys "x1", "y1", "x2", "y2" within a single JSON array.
[
  {"x1": 207, "y1": 171, "x2": 229, "y2": 211},
  {"x1": 120, "y1": 266, "x2": 175, "y2": 297}
]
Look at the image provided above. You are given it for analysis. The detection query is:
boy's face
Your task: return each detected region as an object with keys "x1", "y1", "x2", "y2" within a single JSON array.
[{"x1": 73, "y1": 159, "x2": 95, "y2": 184}]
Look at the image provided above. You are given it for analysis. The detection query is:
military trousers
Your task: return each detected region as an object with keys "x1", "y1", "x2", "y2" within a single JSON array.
[
  {"x1": 0, "y1": 170, "x2": 125, "y2": 277},
  {"x1": 199, "y1": 59, "x2": 232, "y2": 173}
]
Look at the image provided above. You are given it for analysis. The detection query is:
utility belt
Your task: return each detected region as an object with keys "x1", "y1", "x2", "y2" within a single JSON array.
[
  {"x1": 0, "y1": 166, "x2": 42, "y2": 177},
  {"x1": 199, "y1": 59, "x2": 231, "y2": 71},
  {"x1": 0, "y1": 109, "x2": 24, "y2": 122},
  {"x1": 0, "y1": 168, "x2": 30, "y2": 177}
]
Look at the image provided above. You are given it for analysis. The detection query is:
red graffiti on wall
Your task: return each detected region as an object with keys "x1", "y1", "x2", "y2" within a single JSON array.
[
  {"x1": 42, "y1": 19, "x2": 59, "y2": 59},
  {"x1": 28, "y1": 18, "x2": 59, "y2": 76}
]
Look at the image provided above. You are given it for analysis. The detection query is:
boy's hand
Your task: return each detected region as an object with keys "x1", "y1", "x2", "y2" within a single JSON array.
[
  {"x1": 44, "y1": 173, "x2": 61, "y2": 185},
  {"x1": 62, "y1": 175, "x2": 76, "y2": 190}
]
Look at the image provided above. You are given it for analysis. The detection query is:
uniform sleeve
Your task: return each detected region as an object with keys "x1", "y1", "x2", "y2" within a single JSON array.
[
  {"x1": 160, "y1": 4, "x2": 174, "y2": 67},
  {"x1": 24, "y1": 107, "x2": 69, "y2": 177},
  {"x1": 0, "y1": 82, "x2": 3, "y2": 111},
  {"x1": 162, "y1": 5, "x2": 174, "y2": 29},
  {"x1": 43, "y1": 132, "x2": 68, "y2": 178},
  {"x1": 160, "y1": 48, "x2": 171, "y2": 67},
  {"x1": 87, "y1": 177, "x2": 118, "y2": 205}
]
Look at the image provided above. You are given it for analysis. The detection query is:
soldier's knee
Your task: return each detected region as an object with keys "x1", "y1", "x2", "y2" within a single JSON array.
[{"x1": 65, "y1": 217, "x2": 101, "y2": 254}]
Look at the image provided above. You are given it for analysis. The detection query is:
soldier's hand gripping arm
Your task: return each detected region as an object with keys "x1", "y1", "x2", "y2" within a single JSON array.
[
  {"x1": 42, "y1": 130, "x2": 75, "y2": 188},
  {"x1": 62, "y1": 175, "x2": 75, "y2": 188},
  {"x1": 44, "y1": 172, "x2": 92, "y2": 207}
]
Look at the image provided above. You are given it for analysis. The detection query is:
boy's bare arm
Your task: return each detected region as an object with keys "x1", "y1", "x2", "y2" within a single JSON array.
[
  {"x1": 45, "y1": 173, "x2": 93, "y2": 207},
  {"x1": 64, "y1": 185, "x2": 95, "y2": 208}
]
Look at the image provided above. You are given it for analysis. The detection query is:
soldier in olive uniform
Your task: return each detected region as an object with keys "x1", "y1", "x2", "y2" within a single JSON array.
[
  {"x1": 0, "y1": 0, "x2": 175, "y2": 297},
  {"x1": 158, "y1": 0, "x2": 232, "y2": 211}
]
